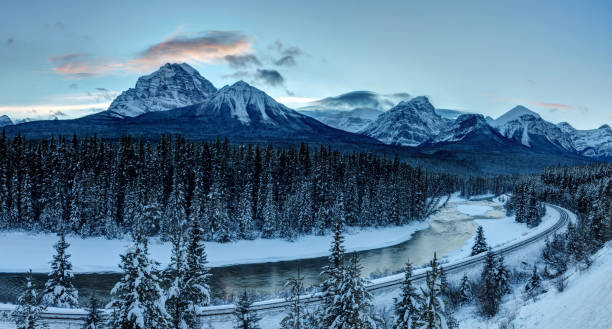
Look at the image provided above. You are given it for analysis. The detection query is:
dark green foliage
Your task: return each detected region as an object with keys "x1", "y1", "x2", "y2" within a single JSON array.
[
  {"x1": 234, "y1": 292, "x2": 261, "y2": 329},
  {"x1": 470, "y1": 226, "x2": 488, "y2": 256}
]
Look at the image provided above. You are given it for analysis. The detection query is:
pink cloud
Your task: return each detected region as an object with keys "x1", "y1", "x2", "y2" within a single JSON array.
[{"x1": 49, "y1": 31, "x2": 253, "y2": 78}]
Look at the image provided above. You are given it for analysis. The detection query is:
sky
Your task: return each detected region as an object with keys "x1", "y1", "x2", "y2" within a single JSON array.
[{"x1": 0, "y1": 0, "x2": 610, "y2": 129}]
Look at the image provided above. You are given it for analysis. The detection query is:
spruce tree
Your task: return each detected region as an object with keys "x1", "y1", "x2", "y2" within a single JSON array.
[
  {"x1": 393, "y1": 262, "x2": 421, "y2": 329},
  {"x1": 320, "y1": 216, "x2": 345, "y2": 329},
  {"x1": 83, "y1": 294, "x2": 103, "y2": 329},
  {"x1": 12, "y1": 270, "x2": 46, "y2": 329},
  {"x1": 470, "y1": 226, "x2": 487, "y2": 256},
  {"x1": 418, "y1": 254, "x2": 448, "y2": 329},
  {"x1": 479, "y1": 249, "x2": 500, "y2": 317},
  {"x1": 331, "y1": 253, "x2": 376, "y2": 329},
  {"x1": 234, "y1": 292, "x2": 261, "y2": 329},
  {"x1": 184, "y1": 216, "x2": 212, "y2": 308},
  {"x1": 42, "y1": 230, "x2": 79, "y2": 308},
  {"x1": 494, "y1": 255, "x2": 510, "y2": 296},
  {"x1": 165, "y1": 224, "x2": 192, "y2": 329},
  {"x1": 280, "y1": 267, "x2": 305, "y2": 329},
  {"x1": 457, "y1": 274, "x2": 472, "y2": 306},
  {"x1": 107, "y1": 233, "x2": 171, "y2": 329},
  {"x1": 524, "y1": 265, "x2": 543, "y2": 299}
]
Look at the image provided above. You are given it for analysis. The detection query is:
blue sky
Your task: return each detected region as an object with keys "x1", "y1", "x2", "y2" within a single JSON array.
[{"x1": 1, "y1": 0, "x2": 610, "y2": 129}]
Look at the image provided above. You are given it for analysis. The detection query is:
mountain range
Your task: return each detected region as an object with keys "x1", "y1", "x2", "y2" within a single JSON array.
[{"x1": 2, "y1": 63, "x2": 609, "y2": 173}]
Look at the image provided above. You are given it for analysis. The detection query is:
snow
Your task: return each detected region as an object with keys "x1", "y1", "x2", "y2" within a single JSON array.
[
  {"x1": 457, "y1": 242, "x2": 612, "y2": 329},
  {"x1": 490, "y1": 105, "x2": 541, "y2": 127},
  {"x1": 455, "y1": 205, "x2": 492, "y2": 216},
  {"x1": 0, "y1": 221, "x2": 429, "y2": 273}
]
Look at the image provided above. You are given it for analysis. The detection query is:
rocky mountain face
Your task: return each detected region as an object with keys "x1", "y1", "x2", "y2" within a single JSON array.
[
  {"x1": 106, "y1": 63, "x2": 217, "y2": 117},
  {"x1": 427, "y1": 113, "x2": 505, "y2": 145},
  {"x1": 0, "y1": 115, "x2": 12, "y2": 127},
  {"x1": 557, "y1": 122, "x2": 612, "y2": 160},
  {"x1": 360, "y1": 96, "x2": 450, "y2": 146},
  {"x1": 492, "y1": 111, "x2": 575, "y2": 152}
]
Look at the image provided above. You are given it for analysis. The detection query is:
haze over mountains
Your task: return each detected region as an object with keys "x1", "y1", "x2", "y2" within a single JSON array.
[{"x1": 2, "y1": 63, "x2": 610, "y2": 173}]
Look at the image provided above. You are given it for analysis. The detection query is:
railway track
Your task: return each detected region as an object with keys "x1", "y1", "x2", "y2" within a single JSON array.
[{"x1": 29, "y1": 204, "x2": 569, "y2": 322}]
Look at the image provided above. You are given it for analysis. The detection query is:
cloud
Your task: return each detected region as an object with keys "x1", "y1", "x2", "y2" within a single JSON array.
[
  {"x1": 302, "y1": 91, "x2": 410, "y2": 111},
  {"x1": 224, "y1": 54, "x2": 261, "y2": 69},
  {"x1": 7, "y1": 37, "x2": 14, "y2": 45},
  {"x1": 270, "y1": 41, "x2": 305, "y2": 67},
  {"x1": 68, "y1": 83, "x2": 78, "y2": 89},
  {"x1": 55, "y1": 22, "x2": 65, "y2": 29},
  {"x1": 254, "y1": 69, "x2": 285, "y2": 87},
  {"x1": 94, "y1": 87, "x2": 116, "y2": 101},
  {"x1": 48, "y1": 53, "x2": 122, "y2": 78},
  {"x1": 130, "y1": 31, "x2": 252, "y2": 71},
  {"x1": 49, "y1": 30, "x2": 254, "y2": 78},
  {"x1": 0, "y1": 102, "x2": 111, "y2": 120},
  {"x1": 275, "y1": 56, "x2": 296, "y2": 67}
]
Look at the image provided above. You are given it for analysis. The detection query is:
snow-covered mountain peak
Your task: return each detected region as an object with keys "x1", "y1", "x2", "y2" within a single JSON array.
[
  {"x1": 492, "y1": 105, "x2": 541, "y2": 127},
  {"x1": 0, "y1": 115, "x2": 13, "y2": 127},
  {"x1": 107, "y1": 62, "x2": 217, "y2": 117},
  {"x1": 360, "y1": 96, "x2": 448, "y2": 146},
  {"x1": 598, "y1": 124, "x2": 611, "y2": 131},
  {"x1": 427, "y1": 113, "x2": 497, "y2": 144},
  {"x1": 200, "y1": 80, "x2": 298, "y2": 125}
]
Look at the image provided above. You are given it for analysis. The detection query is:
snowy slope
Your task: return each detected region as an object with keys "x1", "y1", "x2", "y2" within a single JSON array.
[
  {"x1": 557, "y1": 122, "x2": 612, "y2": 160},
  {"x1": 360, "y1": 96, "x2": 450, "y2": 146},
  {"x1": 0, "y1": 115, "x2": 12, "y2": 127},
  {"x1": 106, "y1": 63, "x2": 217, "y2": 117},
  {"x1": 492, "y1": 107, "x2": 575, "y2": 151},
  {"x1": 427, "y1": 113, "x2": 504, "y2": 144},
  {"x1": 458, "y1": 242, "x2": 612, "y2": 329},
  {"x1": 490, "y1": 105, "x2": 541, "y2": 127}
]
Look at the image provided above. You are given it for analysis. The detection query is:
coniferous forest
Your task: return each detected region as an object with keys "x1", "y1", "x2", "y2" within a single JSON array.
[{"x1": 0, "y1": 133, "x2": 460, "y2": 241}]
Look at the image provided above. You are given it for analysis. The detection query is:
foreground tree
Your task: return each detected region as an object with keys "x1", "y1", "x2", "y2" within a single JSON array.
[
  {"x1": 470, "y1": 226, "x2": 487, "y2": 256},
  {"x1": 280, "y1": 267, "x2": 305, "y2": 329},
  {"x1": 393, "y1": 262, "x2": 421, "y2": 329},
  {"x1": 107, "y1": 234, "x2": 171, "y2": 329},
  {"x1": 524, "y1": 265, "x2": 544, "y2": 299},
  {"x1": 320, "y1": 217, "x2": 345, "y2": 328},
  {"x1": 418, "y1": 254, "x2": 451, "y2": 329},
  {"x1": 234, "y1": 292, "x2": 261, "y2": 329},
  {"x1": 184, "y1": 216, "x2": 212, "y2": 308},
  {"x1": 12, "y1": 270, "x2": 46, "y2": 329},
  {"x1": 332, "y1": 253, "x2": 376, "y2": 329},
  {"x1": 42, "y1": 230, "x2": 79, "y2": 308},
  {"x1": 83, "y1": 294, "x2": 103, "y2": 329},
  {"x1": 457, "y1": 274, "x2": 472, "y2": 306}
]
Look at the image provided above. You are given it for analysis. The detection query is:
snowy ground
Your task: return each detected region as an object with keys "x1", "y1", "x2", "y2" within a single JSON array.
[
  {"x1": 457, "y1": 241, "x2": 612, "y2": 329},
  {"x1": 0, "y1": 218, "x2": 430, "y2": 273}
]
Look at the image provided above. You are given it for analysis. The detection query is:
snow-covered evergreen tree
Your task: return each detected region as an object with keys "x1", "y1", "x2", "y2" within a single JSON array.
[
  {"x1": 83, "y1": 294, "x2": 103, "y2": 329},
  {"x1": 280, "y1": 268, "x2": 305, "y2": 329},
  {"x1": 12, "y1": 270, "x2": 46, "y2": 329},
  {"x1": 165, "y1": 223, "x2": 194, "y2": 329},
  {"x1": 478, "y1": 249, "x2": 500, "y2": 317},
  {"x1": 42, "y1": 230, "x2": 79, "y2": 308},
  {"x1": 470, "y1": 226, "x2": 487, "y2": 256},
  {"x1": 457, "y1": 274, "x2": 471, "y2": 306},
  {"x1": 234, "y1": 292, "x2": 260, "y2": 329},
  {"x1": 494, "y1": 255, "x2": 510, "y2": 296},
  {"x1": 107, "y1": 233, "x2": 171, "y2": 329},
  {"x1": 393, "y1": 262, "x2": 421, "y2": 329},
  {"x1": 320, "y1": 217, "x2": 345, "y2": 329},
  {"x1": 330, "y1": 253, "x2": 376, "y2": 329},
  {"x1": 417, "y1": 254, "x2": 449, "y2": 329},
  {"x1": 184, "y1": 216, "x2": 212, "y2": 308},
  {"x1": 524, "y1": 265, "x2": 544, "y2": 299}
]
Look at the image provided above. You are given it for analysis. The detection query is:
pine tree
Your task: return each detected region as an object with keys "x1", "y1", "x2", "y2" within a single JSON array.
[
  {"x1": 478, "y1": 249, "x2": 500, "y2": 317},
  {"x1": 107, "y1": 234, "x2": 171, "y2": 329},
  {"x1": 165, "y1": 223, "x2": 192, "y2": 329},
  {"x1": 494, "y1": 255, "x2": 510, "y2": 296},
  {"x1": 280, "y1": 267, "x2": 305, "y2": 329},
  {"x1": 83, "y1": 294, "x2": 103, "y2": 329},
  {"x1": 524, "y1": 265, "x2": 544, "y2": 299},
  {"x1": 331, "y1": 253, "x2": 376, "y2": 329},
  {"x1": 470, "y1": 226, "x2": 488, "y2": 256},
  {"x1": 42, "y1": 230, "x2": 79, "y2": 308},
  {"x1": 417, "y1": 254, "x2": 448, "y2": 329},
  {"x1": 234, "y1": 292, "x2": 261, "y2": 329},
  {"x1": 12, "y1": 270, "x2": 46, "y2": 329},
  {"x1": 320, "y1": 216, "x2": 345, "y2": 329},
  {"x1": 457, "y1": 274, "x2": 471, "y2": 306},
  {"x1": 184, "y1": 216, "x2": 212, "y2": 309},
  {"x1": 393, "y1": 262, "x2": 421, "y2": 329}
]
